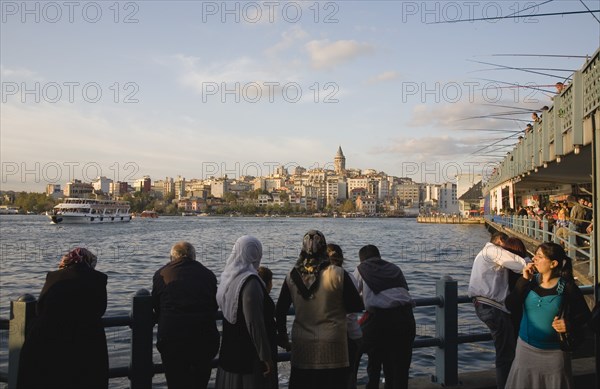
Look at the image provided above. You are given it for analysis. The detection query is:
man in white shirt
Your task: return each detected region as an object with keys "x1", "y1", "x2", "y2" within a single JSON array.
[{"x1": 468, "y1": 232, "x2": 527, "y2": 389}]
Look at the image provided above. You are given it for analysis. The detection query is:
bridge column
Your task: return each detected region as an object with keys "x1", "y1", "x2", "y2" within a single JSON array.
[
  {"x1": 129, "y1": 289, "x2": 154, "y2": 389},
  {"x1": 432, "y1": 276, "x2": 458, "y2": 386},
  {"x1": 8, "y1": 294, "x2": 36, "y2": 389}
]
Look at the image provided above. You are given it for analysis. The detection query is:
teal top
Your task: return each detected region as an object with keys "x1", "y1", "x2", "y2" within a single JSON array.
[{"x1": 519, "y1": 287, "x2": 563, "y2": 350}]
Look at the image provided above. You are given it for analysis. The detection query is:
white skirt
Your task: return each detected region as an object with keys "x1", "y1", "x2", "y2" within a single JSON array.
[{"x1": 505, "y1": 338, "x2": 573, "y2": 389}]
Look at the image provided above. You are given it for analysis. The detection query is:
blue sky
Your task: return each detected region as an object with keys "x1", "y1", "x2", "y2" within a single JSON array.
[{"x1": 1, "y1": 0, "x2": 599, "y2": 191}]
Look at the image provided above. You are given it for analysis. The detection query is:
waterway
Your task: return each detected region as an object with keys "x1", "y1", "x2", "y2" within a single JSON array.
[{"x1": 0, "y1": 215, "x2": 495, "y2": 388}]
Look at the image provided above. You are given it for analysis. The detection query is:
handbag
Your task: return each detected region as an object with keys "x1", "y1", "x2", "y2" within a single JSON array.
[{"x1": 556, "y1": 278, "x2": 585, "y2": 352}]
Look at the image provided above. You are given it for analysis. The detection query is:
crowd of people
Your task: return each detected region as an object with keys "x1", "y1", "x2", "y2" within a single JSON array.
[
  {"x1": 16, "y1": 231, "x2": 415, "y2": 389},
  {"x1": 499, "y1": 195, "x2": 594, "y2": 248},
  {"x1": 15, "y1": 228, "x2": 598, "y2": 389},
  {"x1": 469, "y1": 232, "x2": 595, "y2": 389}
]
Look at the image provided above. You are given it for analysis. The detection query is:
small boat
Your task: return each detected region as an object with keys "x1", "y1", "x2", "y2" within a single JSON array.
[
  {"x1": 47, "y1": 198, "x2": 132, "y2": 224},
  {"x1": 140, "y1": 210, "x2": 159, "y2": 218}
]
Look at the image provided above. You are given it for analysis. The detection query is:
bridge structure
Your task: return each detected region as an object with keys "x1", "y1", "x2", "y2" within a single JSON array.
[{"x1": 482, "y1": 46, "x2": 600, "y2": 388}]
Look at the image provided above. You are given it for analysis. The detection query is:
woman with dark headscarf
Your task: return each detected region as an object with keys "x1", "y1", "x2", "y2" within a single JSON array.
[
  {"x1": 276, "y1": 230, "x2": 364, "y2": 389},
  {"x1": 18, "y1": 248, "x2": 108, "y2": 389}
]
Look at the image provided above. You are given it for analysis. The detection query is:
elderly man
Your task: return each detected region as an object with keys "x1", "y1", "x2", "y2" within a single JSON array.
[
  {"x1": 152, "y1": 241, "x2": 220, "y2": 389},
  {"x1": 468, "y1": 232, "x2": 528, "y2": 389}
]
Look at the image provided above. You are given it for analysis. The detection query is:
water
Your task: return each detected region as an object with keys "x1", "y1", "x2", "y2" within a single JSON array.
[{"x1": 0, "y1": 215, "x2": 495, "y2": 388}]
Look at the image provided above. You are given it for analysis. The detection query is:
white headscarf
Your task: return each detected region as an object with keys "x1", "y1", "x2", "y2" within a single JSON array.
[{"x1": 217, "y1": 235, "x2": 264, "y2": 324}]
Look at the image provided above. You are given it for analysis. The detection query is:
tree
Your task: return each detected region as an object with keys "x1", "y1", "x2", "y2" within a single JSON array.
[
  {"x1": 223, "y1": 192, "x2": 238, "y2": 204},
  {"x1": 339, "y1": 199, "x2": 355, "y2": 213}
]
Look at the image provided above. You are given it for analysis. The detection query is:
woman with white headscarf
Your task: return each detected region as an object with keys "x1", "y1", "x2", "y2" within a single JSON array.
[{"x1": 216, "y1": 236, "x2": 278, "y2": 389}]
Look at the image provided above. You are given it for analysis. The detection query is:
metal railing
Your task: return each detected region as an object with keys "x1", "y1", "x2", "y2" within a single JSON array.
[
  {"x1": 0, "y1": 279, "x2": 593, "y2": 388},
  {"x1": 485, "y1": 214, "x2": 593, "y2": 277}
]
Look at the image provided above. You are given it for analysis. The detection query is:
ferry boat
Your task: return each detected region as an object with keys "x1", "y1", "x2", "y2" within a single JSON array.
[
  {"x1": 47, "y1": 198, "x2": 132, "y2": 224},
  {"x1": 0, "y1": 206, "x2": 19, "y2": 215}
]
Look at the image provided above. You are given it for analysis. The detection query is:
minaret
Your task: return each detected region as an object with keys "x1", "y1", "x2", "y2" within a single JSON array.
[{"x1": 334, "y1": 146, "x2": 346, "y2": 175}]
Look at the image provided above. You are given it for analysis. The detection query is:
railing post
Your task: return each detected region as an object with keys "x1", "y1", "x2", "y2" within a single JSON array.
[
  {"x1": 8, "y1": 294, "x2": 37, "y2": 389},
  {"x1": 129, "y1": 289, "x2": 154, "y2": 389},
  {"x1": 432, "y1": 276, "x2": 458, "y2": 386},
  {"x1": 589, "y1": 234, "x2": 594, "y2": 277},
  {"x1": 542, "y1": 217, "x2": 550, "y2": 242},
  {"x1": 567, "y1": 223, "x2": 577, "y2": 258}
]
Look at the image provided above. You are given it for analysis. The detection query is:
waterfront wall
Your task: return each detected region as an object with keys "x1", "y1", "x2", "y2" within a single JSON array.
[{"x1": 417, "y1": 215, "x2": 484, "y2": 224}]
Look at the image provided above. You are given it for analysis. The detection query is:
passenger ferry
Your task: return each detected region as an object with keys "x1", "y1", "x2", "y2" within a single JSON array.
[
  {"x1": 47, "y1": 198, "x2": 132, "y2": 224},
  {"x1": 0, "y1": 206, "x2": 20, "y2": 215}
]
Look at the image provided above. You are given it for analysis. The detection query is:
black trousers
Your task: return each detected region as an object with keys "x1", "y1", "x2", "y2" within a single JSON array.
[
  {"x1": 158, "y1": 336, "x2": 219, "y2": 389},
  {"x1": 360, "y1": 306, "x2": 416, "y2": 389},
  {"x1": 289, "y1": 367, "x2": 349, "y2": 389}
]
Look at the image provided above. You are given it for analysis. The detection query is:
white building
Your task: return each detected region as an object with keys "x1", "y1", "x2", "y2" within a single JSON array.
[
  {"x1": 92, "y1": 176, "x2": 113, "y2": 194},
  {"x1": 438, "y1": 182, "x2": 459, "y2": 214}
]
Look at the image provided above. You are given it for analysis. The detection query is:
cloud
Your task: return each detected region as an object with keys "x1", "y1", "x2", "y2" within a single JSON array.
[
  {"x1": 374, "y1": 135, "x2": 485, "y2": 160},
  {"x1": 367, "y1": 71, "x2": 400, "y2": 84},
  {"x1": 265, "y1": 26, "x2": 309, "y2": 56},
  {"x1": 0, "y1": 66, "x2": 42, "y2": 81},
  {"x1": 305, "y1": 39, "x2": 374, "y2": 70}
]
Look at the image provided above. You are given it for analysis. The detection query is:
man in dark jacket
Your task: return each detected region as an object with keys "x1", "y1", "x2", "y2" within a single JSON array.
[
  {"x1": 152, "y1": 241, "x2": 220, "y2": 389},
  {"x1": 354, "y1": 245, "x2": 415, "y2": 389}
]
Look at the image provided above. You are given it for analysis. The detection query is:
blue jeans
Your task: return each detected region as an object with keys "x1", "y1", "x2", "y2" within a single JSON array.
[{"x1": 475, "y1": 302, "x2": 516, "y2": 389}]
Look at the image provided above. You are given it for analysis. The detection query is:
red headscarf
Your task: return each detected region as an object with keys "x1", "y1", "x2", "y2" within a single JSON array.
[{"x1": 58, "y1": 247, "x2": 98, "y2": 269}]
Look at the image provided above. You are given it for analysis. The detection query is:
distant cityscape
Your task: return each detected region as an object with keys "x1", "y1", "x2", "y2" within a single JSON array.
[{"x1": 1, "y1": 147, "x2": 484, "y2": 216}]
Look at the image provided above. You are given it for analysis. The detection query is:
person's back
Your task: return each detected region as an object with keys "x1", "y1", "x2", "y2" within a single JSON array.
[
  {"x1": 468, "y1": 232, "x2": 527, "y2": 389},
  {"x1": 354, "y1": 244, "x2": 415, "y2": 389},
  {"x1": 152, "y1": 241, "x2": 219, "y2": 389},
  {"x1": 276, "y1": 230, "x2": 363, "y2": 389},
  {"x1": 18, "y1": 248, "x2": 108, "y2": 389},
  {"x1": 153, "y1": 258, "x2": 218, "y2": 339}
]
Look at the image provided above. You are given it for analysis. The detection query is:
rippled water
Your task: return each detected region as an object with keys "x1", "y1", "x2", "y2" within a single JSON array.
[{"x1": 0, "y1": 215, "x2": 495, "y2": 388}]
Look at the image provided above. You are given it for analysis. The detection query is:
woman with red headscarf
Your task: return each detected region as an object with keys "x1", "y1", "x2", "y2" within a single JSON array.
[{"x1": 18, "y1": 248, "x2": 108, "y2": 389}]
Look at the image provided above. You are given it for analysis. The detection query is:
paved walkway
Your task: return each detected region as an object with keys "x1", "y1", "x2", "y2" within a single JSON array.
[{"x1": 359, "y1": 357, "x2": 596, "y2": 388}]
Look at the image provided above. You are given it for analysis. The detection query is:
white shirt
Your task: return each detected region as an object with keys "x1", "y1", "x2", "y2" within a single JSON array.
[
  {"x1": 346, "y1": 272, "x2": 362, "y2": 340},
  {"x1": 468, "y1": 242, "x2": 529, "y2": 308}
]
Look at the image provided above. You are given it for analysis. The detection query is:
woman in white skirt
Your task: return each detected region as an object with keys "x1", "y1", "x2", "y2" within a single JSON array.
[{"x1": 505, "y1": 243, "x2": 590, "y2": 389}]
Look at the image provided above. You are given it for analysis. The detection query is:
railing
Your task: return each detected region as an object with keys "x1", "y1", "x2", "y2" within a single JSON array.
[
  {"x1": 485, "y1": 214, "x2": 593, "y2": 276},
  {"x1": 0, "y1": 280, "x2": 593, "y2": 388}
]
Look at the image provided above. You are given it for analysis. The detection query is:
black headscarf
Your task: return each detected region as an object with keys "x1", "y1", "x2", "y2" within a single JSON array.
[{"x1": 290, "y1": 230, "x2": 330, "y2": 299}]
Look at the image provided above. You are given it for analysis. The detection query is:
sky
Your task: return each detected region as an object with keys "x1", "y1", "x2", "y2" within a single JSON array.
[{"x1": 1, "y1": 0, "x2": 599, "y2": 191}]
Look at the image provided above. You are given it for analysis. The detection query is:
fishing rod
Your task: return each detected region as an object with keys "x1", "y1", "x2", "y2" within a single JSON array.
[
  {"x1": 473, "y1": 78, "x2": 555, "y2": 94},
  {"x1": 489, "y1": 54, "x2": 589, "y2": 59},
  {"x1": 460, "y1": 113, "x2": 534, "y2": 121},
  {"x1": 469, "y1": 67, "x2": 576, "y2": 73},
  {"x1": 478, "y1": 103, "x2": 543, "y2": 111},
  {"x1": 471, "y1": 111, "x2": 537, "y2": 117},
  {"x1": 467, "y1": 59, "x2": 571, "y2": 79},
  {"x1": 427, "y1": 9, "x2": 600, "y2": 24},
  {"x1": 579, "y1": 0, "x2": 600, "y2": 23},
  {"x1": 457, "y1": 129, "x2": 524, "y2": 133},
  {"x1": 470, "y1": 132, "x2": 521, "y2": 155},
  {"x1": 502, "y1": 0, "x2": 554, "y2": 19},
  {"x1": 460, "y1": 117, "x2": 531, "y2": 123}
]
